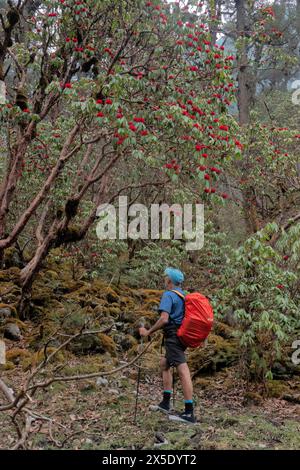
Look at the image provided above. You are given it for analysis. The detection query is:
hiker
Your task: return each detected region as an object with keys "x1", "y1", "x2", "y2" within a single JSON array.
[{"x1": 139, "y1": 267, "x2": 196, "y2": 424}]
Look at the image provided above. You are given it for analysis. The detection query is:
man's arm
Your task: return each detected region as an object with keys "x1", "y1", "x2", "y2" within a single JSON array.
[{"x1": 139, "y1": 312, "x2": 169, "y2": 337}]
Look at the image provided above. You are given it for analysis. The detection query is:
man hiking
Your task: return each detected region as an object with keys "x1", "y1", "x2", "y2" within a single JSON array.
[{"x1": 139, "y1": 267, "x2": 196, "y2": 424}]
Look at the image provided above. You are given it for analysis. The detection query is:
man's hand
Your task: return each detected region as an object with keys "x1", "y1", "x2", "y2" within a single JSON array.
[{"x1": 139, "y1": 327, "x2": 150, "y2": 337}]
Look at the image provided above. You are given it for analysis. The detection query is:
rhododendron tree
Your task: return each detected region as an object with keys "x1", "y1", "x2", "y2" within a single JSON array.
[
  {"x1": 215, "y1": 223, "x2": 299, "y2": 381},
  {"x1": 0, "y1": 0, "x2": 239, "y2": 315}
]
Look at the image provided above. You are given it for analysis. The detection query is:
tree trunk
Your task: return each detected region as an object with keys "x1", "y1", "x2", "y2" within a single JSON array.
[
  {"x1": 235, "y1": 0, "x2": 254, "y2": 125},
  {"x1": 18, "y1": 233, "x2": 54, "y2": 319},
  {"x1": 235, "y1": 0, "x2": 259, "y2": 233}
]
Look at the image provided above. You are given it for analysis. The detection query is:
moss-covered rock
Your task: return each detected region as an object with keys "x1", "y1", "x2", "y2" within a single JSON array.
[
  {"x1": 2, "y1": 323, "x2": 22, "y2": 341},
  {"x1": 242, "y1": 391, "x2": 263, "y2": 406},
  {"x1": 107, "y1": 306, "x2": 122, "y2": 318},
  {"x1": 105, "y1": 288, "x2": 120, "y2": 304},
  {"x1": 266, "y1": 380, "x2": 290, "y2": 398},
  {"x1": 213, "y1": 321, "x2": 235, "y2": 339},
  {"x1": 69, "y1": 332, "x2": 116, "y2": 356},
  {"x1": 189, "y1": 334, "x2": 238, "y2": 375},
  {"x1": 6, "y1": 347, "x2": 31, "y2": 365},
  {"x1": 22, "y1": 347, "x2": 69, "y2": 370},
  {"x1": 119, "y1": 334, "x2": 137, "y2": 352},
  {"x1": 0, "y1": 267, "x2": 21, "y2": 284},
  {"x1": 44, "y1": 270, "x2": 59, "y2": 280},
  {"x1": 0, "y1": 303, "x2": 17, "y2": 317},
  {"x1": 0, "y1": 279, "x2": 21, "y2": 304},
  {"x1": 3, "y1": 247, "x2": 24, "y2": 269}
]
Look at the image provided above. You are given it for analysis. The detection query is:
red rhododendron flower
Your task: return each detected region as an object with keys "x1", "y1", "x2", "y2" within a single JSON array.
[
  {"x1": 195, "y1": 144, "x2": 205, "y2": 151},
  {"x1": 129, "y1": 122, "x2": 137, "y2": 132},
  {"x1": 235, "y1": 139, "x2": 243, "y2": 149}
]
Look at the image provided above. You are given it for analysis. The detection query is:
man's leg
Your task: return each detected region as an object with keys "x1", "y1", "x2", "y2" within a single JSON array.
[
  {"x1": 168, "y1": 362, "x2": 196, "y2": 423},
  {"x1": 155, "y1": 357, "x2": 173, "y2": 411},
  {"x1": 177, "y1": 362, "x2": 193, "y2": 401},
  {"x1": 161, "y1": 357, "x2": 172, "y2": 391}
]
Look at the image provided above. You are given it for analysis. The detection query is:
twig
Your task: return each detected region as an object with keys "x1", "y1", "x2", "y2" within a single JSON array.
[{"x1": 27, "y1": 336, "x2": 156, "y2": 391}]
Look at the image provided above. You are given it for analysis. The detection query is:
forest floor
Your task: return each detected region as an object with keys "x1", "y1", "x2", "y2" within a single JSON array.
[
  {"x1": 1, "y1": 363, "x2": 300, "y2": 450},
  {"x1": 1, "y1": 263, "x2": 299, "y2": 449}
]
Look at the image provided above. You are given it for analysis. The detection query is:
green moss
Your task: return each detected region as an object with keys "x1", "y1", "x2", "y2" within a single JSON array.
[
  {"x1": 107, "y1": 306, "x2": 121, "y2": 317},
  {"x1": 0, "y1": 303, "x2": 17, "y2": 316},
  {"x1": 266, "y1": 380, "x2": 290, "y2": 398},
  {"x1": 97, "y1": 333, "x2": 117, "y2": 356},
  {"x1": 6, "y1": 348, "x2": 31, "y2": 364},
  {"x1": 189, "y1": 333, "x2": 238, "y2": 375},
  {"x1": 69, "y1": 332, "x2": 116, "y2": 356}
]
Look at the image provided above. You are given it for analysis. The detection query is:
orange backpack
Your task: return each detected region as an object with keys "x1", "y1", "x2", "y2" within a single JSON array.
[{"x1": 172, "y1": 290, "x2": 214, "y2": 348}]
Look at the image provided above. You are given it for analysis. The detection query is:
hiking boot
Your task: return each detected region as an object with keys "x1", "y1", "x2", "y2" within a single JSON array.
[
  {"x1": 149, "y1": 401, "x2": 171, "y2": 414},
  {"x1": 168, "y1": 411, "x2": 196, "y2": 424}
]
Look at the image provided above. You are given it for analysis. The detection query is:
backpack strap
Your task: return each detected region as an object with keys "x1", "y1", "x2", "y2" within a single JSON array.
[{"x1": 171, "y1": 289, "x2": 185, "y2": 300}]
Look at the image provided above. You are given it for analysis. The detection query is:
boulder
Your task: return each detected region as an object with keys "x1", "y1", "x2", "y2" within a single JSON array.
[
  {"x1": 242, "y1": 391, "x2": 263, "y2": 406},
  {"x1": 69, "y1": 332, "x2": 116, "y2": 356},
  {"x1": 5, "y1": 347, "x2": 31, "y2": 365},
  {"x1": 189, "y1": 334, "x2": 238, "y2": 375},
  {"x1": 282, "y1": 393, "x2": 300, "y2": 404},
  {"x1": 96, "y1": 377, "x2": 109, "y2": 387},
  {"x1": 4, "y1": 323, "x2": 22, "y2": 341},
  {"x1": 120, "y1": 334, "x2": 137, "y2": 352},
  {"x1": 0, "y1": 306, "x2": 12, "y2": 322}
]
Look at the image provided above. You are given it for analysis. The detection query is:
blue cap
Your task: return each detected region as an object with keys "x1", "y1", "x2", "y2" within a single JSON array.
[{"x1": 164, "y1": 267, "x2": 184, "y2": 286}]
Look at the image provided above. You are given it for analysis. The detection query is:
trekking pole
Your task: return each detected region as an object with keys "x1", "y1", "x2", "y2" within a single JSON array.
[
  {"x1": 172, "y1": 367, "x2": 176, "y2": 409},
  {"x1": 133, "y1": 318, "x2": 145, "y2": 424}
]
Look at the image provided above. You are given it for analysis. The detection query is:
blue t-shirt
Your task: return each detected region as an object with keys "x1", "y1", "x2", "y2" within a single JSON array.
[{"x1": 158, "y1": 288, "x2": 185, "y2": 325}]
